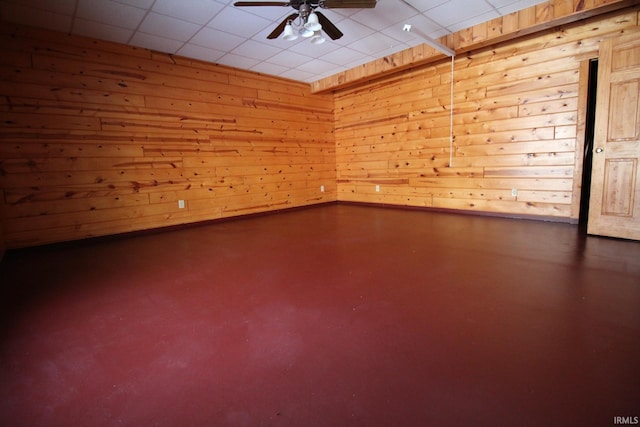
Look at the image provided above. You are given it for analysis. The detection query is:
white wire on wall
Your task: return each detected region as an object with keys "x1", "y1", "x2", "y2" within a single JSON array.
[
  {"x1": 449, "y1": 54, "x2": 455, "y2": 167},
  {"x1": 396, "y1": 13, "x2": 456, "y2": 169}
]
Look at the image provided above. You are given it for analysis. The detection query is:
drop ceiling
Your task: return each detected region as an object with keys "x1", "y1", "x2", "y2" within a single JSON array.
[{"x1": 0, "y1": 0, "x2": 548, "y2": 83}]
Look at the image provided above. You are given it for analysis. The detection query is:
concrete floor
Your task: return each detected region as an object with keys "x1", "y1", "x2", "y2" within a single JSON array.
[{"x1": 1, "y1": 204, "x2": 639, "y2": 426}]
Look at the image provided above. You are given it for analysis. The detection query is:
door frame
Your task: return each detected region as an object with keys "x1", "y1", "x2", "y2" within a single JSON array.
[{"x1": 572, "y1": 58, "x2": 599, "y2": 227}]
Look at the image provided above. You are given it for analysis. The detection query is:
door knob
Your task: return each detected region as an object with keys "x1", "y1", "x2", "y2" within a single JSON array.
[{"x1": 595, "y1": 147, "x2": 604, "y2": 153}]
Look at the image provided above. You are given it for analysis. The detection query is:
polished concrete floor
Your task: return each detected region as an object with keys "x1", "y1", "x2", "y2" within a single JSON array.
[{"x1": 1, "y1": 204, "x2": 639, "y2": 426}]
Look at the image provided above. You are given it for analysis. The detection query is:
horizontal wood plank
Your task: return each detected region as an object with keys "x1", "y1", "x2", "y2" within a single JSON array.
[{"x1": 0, "y1": 25, "x2": 336, "y2": 248}]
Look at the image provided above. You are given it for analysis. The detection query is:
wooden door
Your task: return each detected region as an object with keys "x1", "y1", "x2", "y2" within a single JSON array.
[{"x1": 588, "y1": 33, "x2": 640, "y2": 240}]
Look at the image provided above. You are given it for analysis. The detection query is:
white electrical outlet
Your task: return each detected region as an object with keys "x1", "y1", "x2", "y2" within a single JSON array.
[
  {"x1": 320, "y1": 185, "x2": 325, "y2": 192},
  {"x1": 178, "y1": 199, "x2": 185, "y2": 209},
  {"x1": 375, "y1": 185, "x2": 380, "y2": 192},
  {"x1": 511, "y1": 189, "x2": 518, "y2": 197}
]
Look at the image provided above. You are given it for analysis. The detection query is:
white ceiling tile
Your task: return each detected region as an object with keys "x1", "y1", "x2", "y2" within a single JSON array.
[
  {"x1": 331, "y1": 18, "x2": 376, "y2": 46},
  {"x1": 117, "y1": 0, "x2": 155, "y2": 8},
  {"x1": 446, "y1": 10, "x2": 500, "y2": 32},
  {"x1": 139, "y1": 12, "x2": 201, "y2": 42},
  {"x1": 253, "y1": 33, "x2": 305, "y2": 50},
  {"x1": 485, "y1": 0, "x2": 519, "y2": 6},
  {"x1": 494, "y1": 0, "x2": 547, "y2": 15},
  {"x1": 427, "y1": 27, "x2": 450, "y2": 39},
  {"x1": 288, "y1": 36, "x2": 343, "y2": 58},
  {"x1": 191, "y1": 27, "x2": 245, "y2": 51},
  {"x1": 250, "y1": 61, "x2": 290, "y2": 76},
  {"x1": 380, "y1": 13, "x2": 444, "y2": 44},
  {"x1": 266, "y1": 50, "x2": 315, "y2": 68},
  {"x1": 232, "y1": 39, "x2": 283, "y2": 61},
  {"x1": 349, "y1": 32, "x2": 401, "y2": 55},
  {"x1": 177, "y1": 43, "x2": 227, "y2": 63},
  {"x1": 487, "y1": 0, "x2": 545, "y2": 8},
  {"x1": 217, "y1": 52, "x2": 262, "y2": 69},
  {"x1": 77, "y1": 0, "x2": 146, "y2": 30},
  {"x1": 375, "y1": 43, "x2": 414, "y2": 58},
  {"x1": 426, "y1": 0, "x2": 495, "y2": 27},
  {"x1": 279, "y1": 68, "x2": 316, "y2": 82},
  {"x1": 8, "y1": 0, "x2": 555, "y2": 83},
  {"x1": 73, "y1": 19, "x2": 134, "y2": 44},
  {"x1": 130, "y1": 32, "x2": 185, "y2": 54},
  {"x1": 321, "y1": 46, "x2": 371, "y2": 66},
  {"x1": 296, "y1": 58, "x2": 343, "y2": 75},
  {"x1": 402, "y1": 0, "x2": 449, "y2": 13},
  {"x1": 329, "y1": 7, "x2": 368, "y2": 18},
  {"x1": 207, "y1": 6, "x2": 273, "y2": 37},
  {"x1": 238, "y1": 5, "x2": 293, "y2": 21},
  {"x1": 350, "y1": 0, "x2": 418, "y2": 31},
  {"x1": 152, "y1": 0, "x2": 225, "y2": 25}
]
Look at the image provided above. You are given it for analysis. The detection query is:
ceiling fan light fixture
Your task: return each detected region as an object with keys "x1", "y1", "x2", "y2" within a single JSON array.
[
  {"x1": 304, "y1": 12, "x2": 322, "y2": 32},
  {"x1": 299, "y1": 26, "x2": 314, "y2": 38},
  {"x1": 282, "y1": 21, "x2": 298, "y2": 40},
  {"x1": 310, "y1": 31, "x2": 325, "y2": 44}
]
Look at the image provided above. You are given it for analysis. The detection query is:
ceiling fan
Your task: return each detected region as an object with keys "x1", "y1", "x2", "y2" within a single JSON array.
[{"x1": 233, "y1": 0, "x2": 377, "y2": 41}]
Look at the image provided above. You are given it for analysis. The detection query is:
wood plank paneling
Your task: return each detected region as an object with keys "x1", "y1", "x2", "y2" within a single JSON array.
[
  {"x1": 334, "y1": 9, "x2": 640, "y2": 220},
  {"x1": 0, "y1": 24, "x2": 335, "y2": 248},
  {"x1": 1, "y1": 7, "x2": 638, "y2": 250},
  {"x1": 311, "y1": 0, "x2": 637, "y2": 93}
]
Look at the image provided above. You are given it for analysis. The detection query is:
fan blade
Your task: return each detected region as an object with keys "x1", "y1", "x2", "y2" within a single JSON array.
[
  {"x1": 234, "y1": 1, "x2": 290, "y2": 6},
  {"x1": 315, "y1": 11, "x2": 343, "y2": 40},
  {"x1": 320, "y1": 0, "x2": 376, "y2": 8},
  {"x1": 267, "y1": 13, "x2": 299, "y2": 39}
]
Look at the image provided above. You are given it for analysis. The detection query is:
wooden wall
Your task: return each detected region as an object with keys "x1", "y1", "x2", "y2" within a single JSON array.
[
  {"x1": 1, "y1": 7, "x2": 638, "y2": 251},
  {"x1": 0, "y1": 25, "x2": 336, "y2": 249},
  {"x1": 334, "y1": 8, "x2": 640, "y2": 220},
  {"x1": 312, "y1": 0, "x2": 637, "y2": 93}
]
